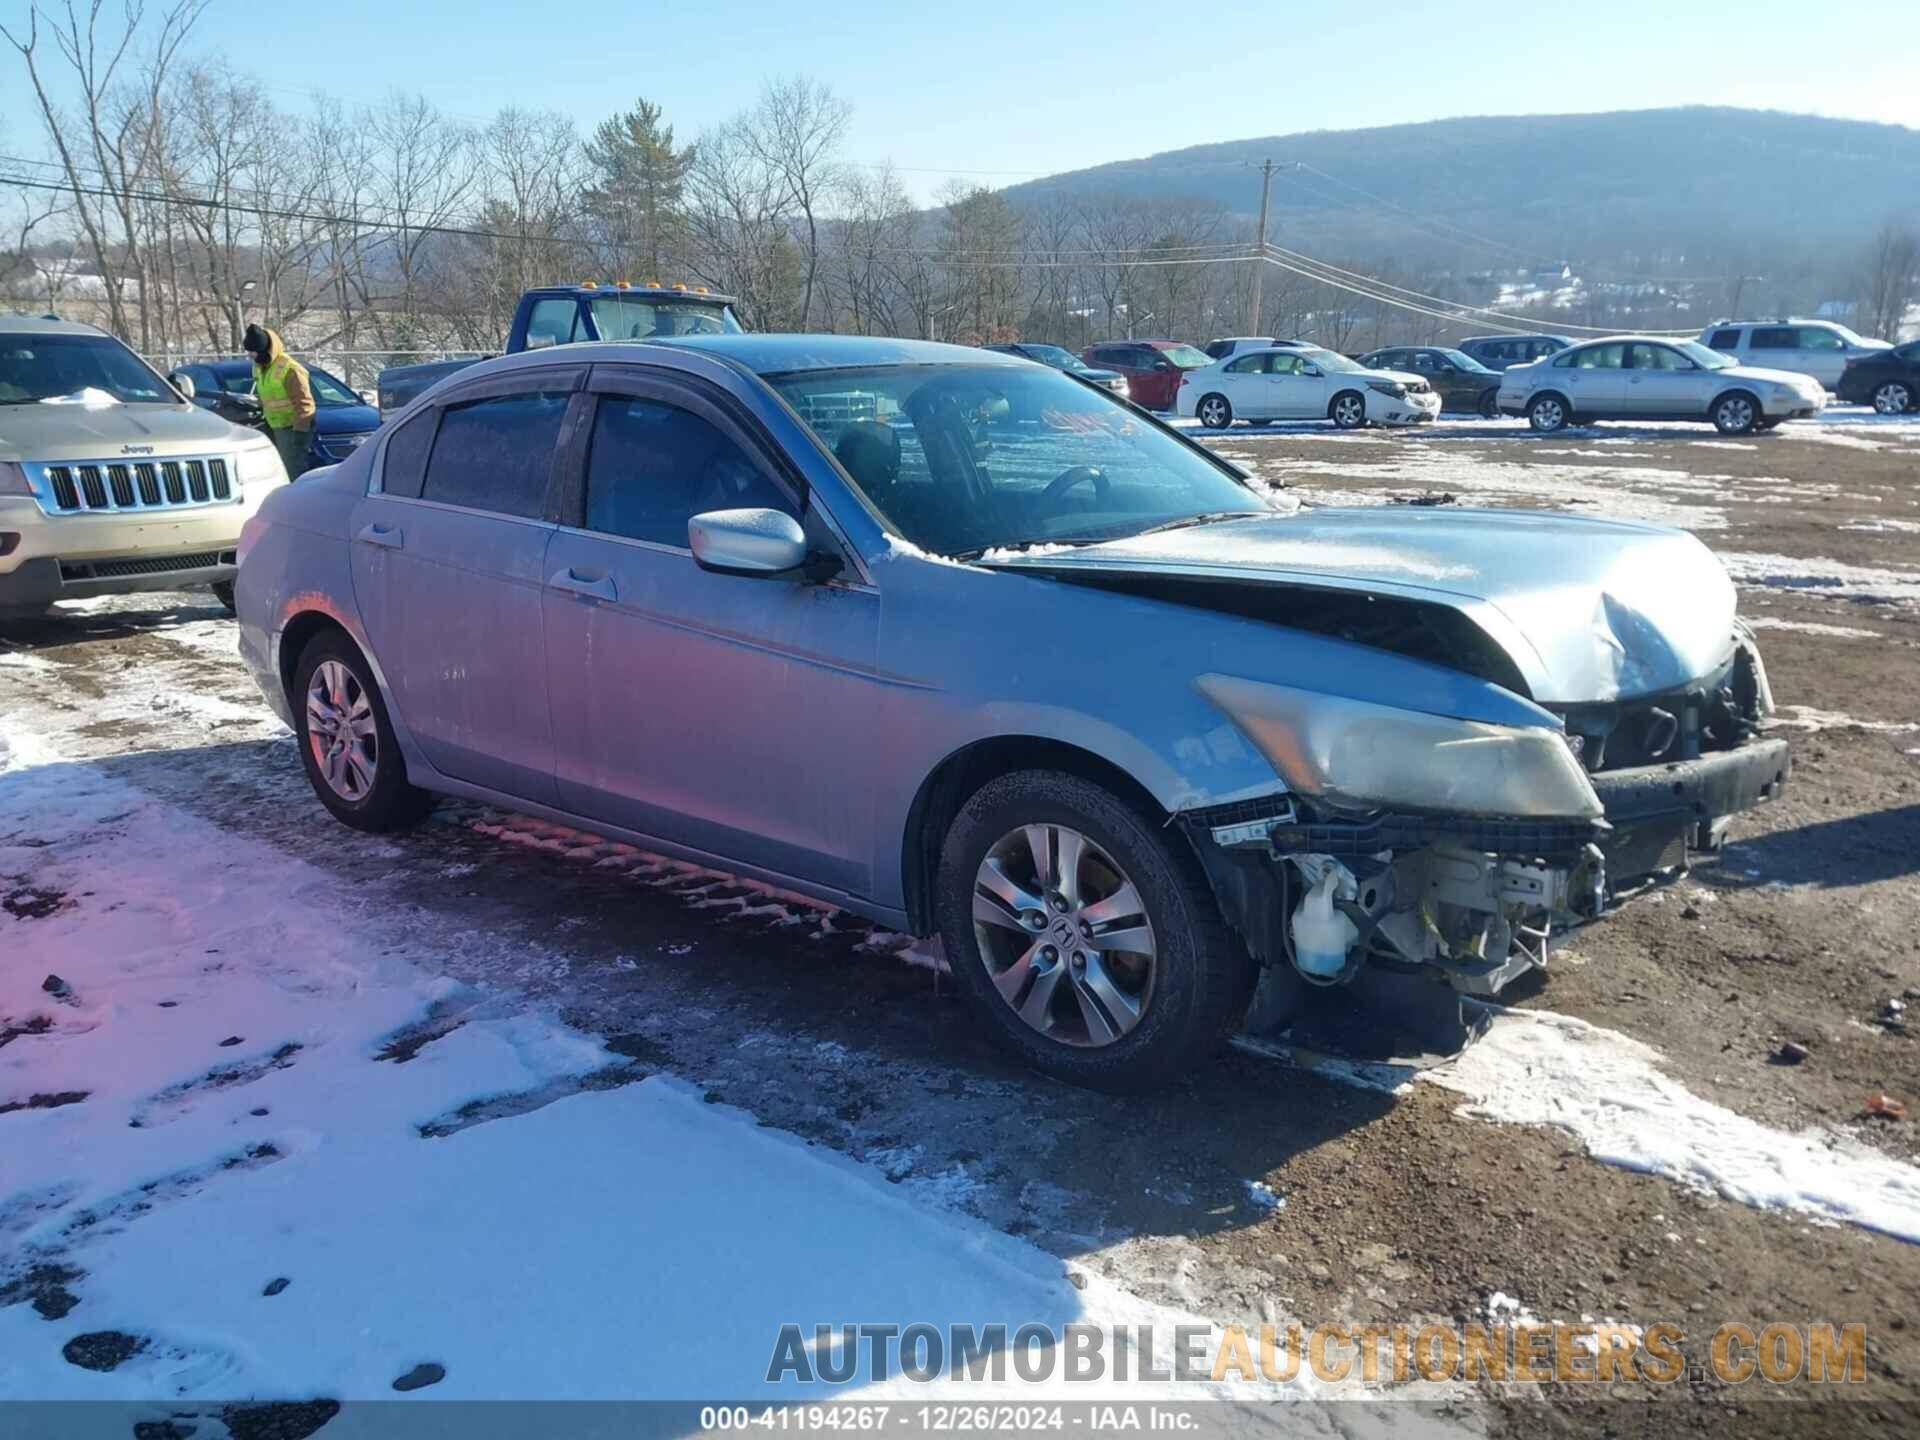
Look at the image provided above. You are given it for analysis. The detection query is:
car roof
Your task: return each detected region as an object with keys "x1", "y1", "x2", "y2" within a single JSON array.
[
  {"x1": 532, "y1": 283, "x2": 740, "y2": 305},
  {"x1": 0, "y1": 313, "x2": 110, "y2": 337},
  {"x1": 478, "y1": 333, "x2": 1028, "y2": 378}
]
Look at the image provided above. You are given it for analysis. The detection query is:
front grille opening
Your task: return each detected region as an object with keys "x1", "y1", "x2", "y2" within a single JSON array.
[
  {"x1": 78, "y1": 465, "x2": 106, "y2": 508},
  {"x1": 161, "y1": 461, "x2": 185, "y2": 503},
  {"x1": 107, "y1": 464, "x2": 135, "y2": 507},
  {"x1": 185, "y1": 460, "x2": 209, "y2": 501},
  {"x1": 48, "y1": 466, "x2": 78, "y2": 509},
  {"x1": 39, "y1": 455, "x2": 238, "y2": 513},
  {"x1": 210, "y1": 458, "x2": 231, "y2": 499},
  {"x1": 135, "y1": 462, "x2": 161, "y2": 505}
]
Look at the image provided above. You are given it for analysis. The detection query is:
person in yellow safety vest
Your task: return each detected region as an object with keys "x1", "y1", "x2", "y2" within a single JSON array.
[{"x1": 241, "y1": 323, "x2": 315, "y2": 479}]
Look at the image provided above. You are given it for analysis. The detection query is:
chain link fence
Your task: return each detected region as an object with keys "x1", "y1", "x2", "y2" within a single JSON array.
[{"x1": 143, "y1": 348, "x2": 488, "y2": 395}]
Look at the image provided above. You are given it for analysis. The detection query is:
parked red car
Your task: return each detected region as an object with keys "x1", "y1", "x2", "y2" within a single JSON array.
[{"x1": 1080, "y1": 339, "x2": 1214, "y2": 411}]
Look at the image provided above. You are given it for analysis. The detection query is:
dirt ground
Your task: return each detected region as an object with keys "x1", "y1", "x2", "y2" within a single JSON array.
[{"x1": 4, "y1": 408, "x2": 1919, "y2": 1434}]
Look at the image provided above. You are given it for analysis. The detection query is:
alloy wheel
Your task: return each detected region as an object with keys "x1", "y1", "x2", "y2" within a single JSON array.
[
  {"x1": 305, "y1": 659, "x2": 379, "y2": 802},
  {"x1": 1332, "y1": 395, "x2": 1365, "y2": 428},
  {"x1": 1530, "y1": 397, "x2": 1565, "y2": 432},
  {"x1": 1198, "y1": 396, "x2": 1229, "y2": 428},
  {"x1": 971, "y1": 823, "x2": 1156, "y2": 1048},
  {"x1": 1716, "y1": 395, "x2": 1756, "y2": 433},
  {"x1": 1876, "y1": 383, "x2": 1912, "y2": 415}
]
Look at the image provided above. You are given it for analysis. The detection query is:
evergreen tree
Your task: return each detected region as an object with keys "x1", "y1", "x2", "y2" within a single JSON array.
[{"x1": 584, "y1": 98, "x2": 694, "y2": 279}]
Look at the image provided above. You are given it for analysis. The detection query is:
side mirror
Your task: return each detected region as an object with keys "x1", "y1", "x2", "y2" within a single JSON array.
[
  {"x1": 1152, "y1": 358, "x2": 1174, "y2": 371},
  {"x1": 358, "y1": 389, "x2": 378, "y2": 407},
  {"x1": 169, "y1": 371, "x2": 196, "y2": 400},
  {"x1": 1303, "y1": 364, "x2": 1323, "y2": 377},
  {"x1": 688, "y1": 508, "x2": 811, "y2": 578}
]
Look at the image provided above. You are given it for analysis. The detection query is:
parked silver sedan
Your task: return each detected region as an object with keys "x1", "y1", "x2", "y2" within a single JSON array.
[
  {"x1": 1498, "y1": 336, "x2": 1825, "y2": 435},
  {"x1": 236, "y1": 337, "x2": 1789, "y2": 1091}
]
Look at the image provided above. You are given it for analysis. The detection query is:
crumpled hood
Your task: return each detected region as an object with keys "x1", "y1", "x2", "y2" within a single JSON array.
[
  {"x1": 0, "y1": 400, "x2": 257, "y2": 464},
  {"x1": 985, "y1": 508, "x2": 1738, "y2": 704}
]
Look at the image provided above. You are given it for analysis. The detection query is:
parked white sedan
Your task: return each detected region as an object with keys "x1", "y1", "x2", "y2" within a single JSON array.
[{"x1": 1177, "y1": 346, "x2": 1441, "y2": 430}]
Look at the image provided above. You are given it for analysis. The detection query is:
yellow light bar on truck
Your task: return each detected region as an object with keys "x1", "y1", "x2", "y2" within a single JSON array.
[
  {"x1": 615, "y1": 280, "x2": 629, "y2": 289},
  {"x1": 579, "y1": 279, "x2": 597, "y2": 287},
  {"x1": 672, "y1": 283, "x2": 687, "y2": 291}
]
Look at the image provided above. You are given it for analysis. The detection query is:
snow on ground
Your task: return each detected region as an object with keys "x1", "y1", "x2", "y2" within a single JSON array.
[
  {"x1": 1720, "y1": 552, "x2": 1920, "y2": 605},
  {"x1": 1743, "y1": 615, "x2": 1883, "y2": 640},
  {"x1": 0, "y1": 721, "x2": 1449, "y2": 1424},
  {"x1": 1423, "y1": 1008, "x2": 1920, "y2": 1244}
]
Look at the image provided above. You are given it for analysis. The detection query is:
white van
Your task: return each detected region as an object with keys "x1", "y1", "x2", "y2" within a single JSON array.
[{"x1": 1698, "y1": 320, "x2": 1891, "y2": 391}]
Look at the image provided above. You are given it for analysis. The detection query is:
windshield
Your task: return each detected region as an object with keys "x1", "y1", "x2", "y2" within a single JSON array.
[
  {"x1": 588, "y1": 295, "x2": 743, "y2": 340},
  {"x1": 1672, "y1": 340, "x2": 1735, "y2": 370},
  {"x1": 307, "y1": 366, "x2": 361, "y2": 407},
  {"x1": 0, "y1": 333, "x2": 177, "y2": 405},
  {"x1": 1300, "y1": 347, "x2": 1363, "y2": 374},
  {"x1": 1161, "y1": 344, "x2": 1213, "y2": 369},
  {"x1": 1438, "y1": 348, "x2": 1495, "y2": 373},
  {"x1": 768, "y1": 363, "x2": 1270, "y2": 558},
  {"x1": 1020, "y1": 344, "x2": 1084, "y2": 370}
]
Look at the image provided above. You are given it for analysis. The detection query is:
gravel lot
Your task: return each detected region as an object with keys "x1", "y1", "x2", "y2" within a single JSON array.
[{"x1": 4, "y1": 407, "x2": 1919, "y2": 1434}]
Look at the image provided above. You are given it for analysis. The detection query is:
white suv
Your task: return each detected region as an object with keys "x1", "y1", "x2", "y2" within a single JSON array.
[
  {"x1": 1698, "y1": 320, "x2": 1891, "y2": 390},
  {"x1": 0, "y1": 316, "x2": 289, "y2": 619}
]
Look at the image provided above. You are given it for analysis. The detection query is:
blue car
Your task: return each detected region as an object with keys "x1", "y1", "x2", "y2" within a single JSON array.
[
  {"x1": 171, "y1": 357, "x2": 380, "y2": 472},
  {"x1": 234, "y1": 336, "x2": 1788, "y2": 1091}
]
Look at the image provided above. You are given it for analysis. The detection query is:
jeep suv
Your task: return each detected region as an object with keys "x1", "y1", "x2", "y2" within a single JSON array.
[{"x1": 0, "y1": 316, "x2": 289, "y2": 619}]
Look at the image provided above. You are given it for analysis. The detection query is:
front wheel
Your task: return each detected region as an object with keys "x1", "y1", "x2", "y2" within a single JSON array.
[
  {"x1": 1196, "y1": 393, "x2": 1233, "y2": 430},
  {"x1": 1527, "y1": 393, "x2": 1570, "y2": 432},
  {"x1": 934, "y1": 770, "x2": 1254, "y2": 1093},
  {"x1": 211, "y1": 580, "x2": 236, "y2": 615},
  {"x1": 1712, "y1": 390, "x2": 1761, "y2": 436},
  {"x1": 291, "y1": 631, "x2": 432, "y2": 833},
  {"x1": 1330, "y1": 391, "x2": 1367, "y2": 429},
  {"x1": 1875, "y1": 381, "x2": 1914, "y2": 415}
]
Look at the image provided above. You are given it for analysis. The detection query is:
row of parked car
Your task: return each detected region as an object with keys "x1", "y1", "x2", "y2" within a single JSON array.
[{"x1": 985, "y1": 315, "x2": 1914, "y2": 435}]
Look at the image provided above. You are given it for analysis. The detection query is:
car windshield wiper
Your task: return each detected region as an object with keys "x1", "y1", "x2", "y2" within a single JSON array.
[{"x1": 1127, "y1": 509, "x2": 1271, "y2": 540}]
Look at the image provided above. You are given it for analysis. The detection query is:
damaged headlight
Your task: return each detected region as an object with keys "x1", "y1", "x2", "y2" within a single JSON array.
[{"x1": 1198, "y1": 674, "x2": 1604, "y2": 820}]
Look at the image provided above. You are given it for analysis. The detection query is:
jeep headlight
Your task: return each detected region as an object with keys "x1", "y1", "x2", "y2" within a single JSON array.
[
  {"x1": 1366, "y1": 380, "x2": 1408, "y2": 399},
  {"x1": 237, "y1": 439, "x2": 287, "y2": 487},
  {"x1": 1198, "y1": 674, "x2": 1603, "y2": 820},
  {"x1": 0, "y1": 461, "x2": 30, "y2": 496}
]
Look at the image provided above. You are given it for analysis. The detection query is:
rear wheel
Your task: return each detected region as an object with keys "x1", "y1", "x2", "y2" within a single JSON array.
[
  {"x1": 1329, "y1": 390, "x2": 1367, "y2": 429},
  {"x1": 1196, "y1": 393, "x2": 1232, "y2": 430},
  {"x1": 1478, "y1": 390, "x2": 1500, "y2": 419},
  {"x1": 1874, "y1": 381, "x2": 1914, "y2": 415},
  {"x1": 934, "y1": 770, "x2": 1253, "y2": 1093},
  {"x1": 291, "y1": 631, "x2": 432, "y2": 833},
  {"x1": 1712, "y1": 390, "x2": 1761, "y2": 435},
  {"x1": 211, "y1": 581, "x2": 236, "y2": 615},
  {"x1": 1527, "y1": 393, "x2": 1570, "y2": 432}
]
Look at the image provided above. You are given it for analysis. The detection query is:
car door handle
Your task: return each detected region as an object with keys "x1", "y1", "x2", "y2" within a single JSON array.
[
  {"x1": 549, "y1": 566, "x2": 616, "y2": 602},
  {"x1": 357, "y1": 522, "x2": 403, "y2": 550}
]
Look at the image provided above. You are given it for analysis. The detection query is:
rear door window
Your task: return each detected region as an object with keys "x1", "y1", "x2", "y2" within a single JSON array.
[
  {"x1": 1707, "y1": 329, "x2": 1742, "y2": 351},
  {"x1": 1225, "y1": 354, "x2": 1268, "y2": 374},
  {"x1": 582, "y1": 396, "x2": 796, "y2": 549},
  {"x1": 1750, "y1": 327, "x2": 1798, "y2": 350},
  {"x1": 420, "y1": 391, "x2": 571, "y2": 517},
  {"x1": 379, "y1": 408, "x2": 439, "y2": 499}
]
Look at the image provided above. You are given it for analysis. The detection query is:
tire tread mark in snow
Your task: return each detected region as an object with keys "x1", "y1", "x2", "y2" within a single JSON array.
[{"x1": 129, "y1": 1043, "x2": 302, "y2": 1127}]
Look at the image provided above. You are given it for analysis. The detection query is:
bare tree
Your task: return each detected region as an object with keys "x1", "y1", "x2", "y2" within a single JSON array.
[
  {"x1": 3, "y1": 0, "x2": 208, "y2": 343},
  {"x1": 741, "y1": 76, "x2": 848, "y2": 329},
  {"x1": 362, "y1": 92, "x2": 476, "y2": 347},
  {"x1": 1861, "y1": 219, "x2": 1919, "y2": 342}
]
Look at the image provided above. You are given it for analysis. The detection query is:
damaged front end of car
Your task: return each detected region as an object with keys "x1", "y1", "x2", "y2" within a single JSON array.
[{"x1": 1180, "y1": 625, "x2": 1789, "y2": 1039}]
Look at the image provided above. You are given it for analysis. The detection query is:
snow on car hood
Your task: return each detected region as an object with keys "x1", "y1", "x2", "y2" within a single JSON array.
[
  {"x1": 0, "y1": 397, "x2": 254, "y2": 464},
  {"x1": 984, "y1": 509, "x2": 1738, "y2": 704}
]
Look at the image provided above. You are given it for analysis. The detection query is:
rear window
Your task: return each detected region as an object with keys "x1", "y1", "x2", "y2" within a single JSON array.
[{"x1": 420, "y1": 391, "x2": 570, "y2": 518}]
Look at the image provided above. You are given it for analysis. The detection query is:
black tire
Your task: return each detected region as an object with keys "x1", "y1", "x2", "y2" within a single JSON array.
[
  {"x1": 211, "y1": 580, "x2": 236, "y2": 615},
  {"x1": 933, "y1": 769, "x2": 1255, "y2": 1093},
  {"x1": 1329, "y1": 390, "x2": 1367, "y2": 429},
  {"x1": 1477, "y1": 389, "x2": 1500, "y2": 419},
  {"x1": 291, "y1": 630, "x2": 432, "y2": 833},
  {"x1": 1527, "y1": 393, "x2": 1571, "y2": 432},
  {"x1": 1712, "y1": 390, "x2": 1761, "y2": 436},
  {"x1": 1195, "y1": 393, "x2": 1232, "y2": 430}
]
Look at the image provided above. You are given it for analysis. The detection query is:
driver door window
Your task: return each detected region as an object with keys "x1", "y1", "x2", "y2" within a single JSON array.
[
  {"x1": 523, "y1": 298, "x2": 580, "y2": 349},
  {"x1": 581, "y1": 396, "x2": 795, "y2": 549}
]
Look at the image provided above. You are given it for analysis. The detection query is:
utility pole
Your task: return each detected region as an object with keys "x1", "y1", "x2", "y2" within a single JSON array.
[
  {"x1": 1246, "y1": 159, "x2": 1296, "y2": 334},
  {"x1": 1247, "y1": 159, "x2": 1276, "y2": 335}
]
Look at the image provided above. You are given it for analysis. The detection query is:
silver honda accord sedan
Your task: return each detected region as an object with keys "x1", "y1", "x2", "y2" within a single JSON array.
[{"x1": 235, "y1": 336, "x2": 1789, "y2": 1091}]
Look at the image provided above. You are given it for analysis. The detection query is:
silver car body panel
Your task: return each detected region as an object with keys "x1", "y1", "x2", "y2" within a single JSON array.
[{"x1": 236, "y1": 337, "x2": 1761, "y2": 930}]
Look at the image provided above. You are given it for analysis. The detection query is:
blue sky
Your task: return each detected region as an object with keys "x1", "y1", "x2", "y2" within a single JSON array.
[{"x1": 16, "y1": 0, "x2": 1920, "y2": 202}]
